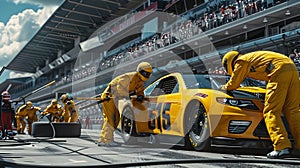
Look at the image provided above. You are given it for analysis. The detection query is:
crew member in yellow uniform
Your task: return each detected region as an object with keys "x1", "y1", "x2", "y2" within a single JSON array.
[
  {"x1": 15, "y1": 101, "x2": 31, "y2": 134},
  {"x1": 41, "y1": 99, "x2": 63, "y2": 122},
  {"x1": 26, "y1": 102, "x2": 41, "y2": 135},
  {"x1": 221, "y1": 50, "x2": 300, "y2": 159},
  {"x1": 60, "y1": 94, "x2": 78, "y2": 122},
  {"x1": 98, "y1": 62, "x2": 152, "y2": 147}
]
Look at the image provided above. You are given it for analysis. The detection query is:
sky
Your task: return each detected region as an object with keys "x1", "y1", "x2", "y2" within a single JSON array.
[{"x1": 0, "y1": 0, "x2": 64, "y2": 83}]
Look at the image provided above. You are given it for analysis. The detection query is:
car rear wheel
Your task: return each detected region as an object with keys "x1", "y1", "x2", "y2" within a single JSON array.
[
  {"x1": 121, "y1": 106, "x2": 137, "y2": 144},
  {"x1": 184, "y1": 101, "x2": 211, "y2": 151}
]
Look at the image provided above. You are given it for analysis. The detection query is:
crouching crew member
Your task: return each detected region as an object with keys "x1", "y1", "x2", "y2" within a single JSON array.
[
  {"x1": 26, "y1": 102, "x2": 41, "y2": 135},
  {"x1": 60, "y1": 94, "x2": 78, "y2": 122},
  {"x1": 41, "y1": 99, "x2": 63, "y2": 122},
  {"x1": 15, "y1": 101, "x2": 32, "y2": 134}
]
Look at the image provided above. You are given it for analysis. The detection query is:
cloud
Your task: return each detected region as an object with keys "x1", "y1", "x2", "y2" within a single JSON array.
[
  {"x1": 10, "y1": 0, "x2": 64, "y2": 7},
  {"x1": 0, "y1": 7, "x2": 57, "y2": 65},
  {"x1": 0, "y1": 5, "x2": 60, "y2": 81}
]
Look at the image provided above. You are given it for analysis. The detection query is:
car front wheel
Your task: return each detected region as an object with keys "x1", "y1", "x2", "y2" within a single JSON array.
[
  {"x1": 184, "y1": 101, "x2": 211, "y2": 151},
  {"x1": 121, "y1": 106, "x2": 137, "y2": 144}
]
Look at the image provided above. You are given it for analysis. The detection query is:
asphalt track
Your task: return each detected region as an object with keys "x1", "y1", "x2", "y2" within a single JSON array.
[{"x1": 0, "y1": 129, "x2": 299, "y2": 168}]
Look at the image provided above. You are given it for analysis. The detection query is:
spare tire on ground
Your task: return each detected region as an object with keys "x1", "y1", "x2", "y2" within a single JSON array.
[{"x1": 32, "y1": 122, "x2": 81, "y2": 137}]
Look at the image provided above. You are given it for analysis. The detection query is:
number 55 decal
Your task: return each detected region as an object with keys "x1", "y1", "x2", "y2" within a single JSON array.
[{"x1": 148, "y1": 102, "x2": 171, "y2": 130}]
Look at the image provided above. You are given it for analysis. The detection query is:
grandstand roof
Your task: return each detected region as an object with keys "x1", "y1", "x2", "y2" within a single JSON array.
[{"x1": 5, "y1": 0, "x2": 146, "y2": 73}]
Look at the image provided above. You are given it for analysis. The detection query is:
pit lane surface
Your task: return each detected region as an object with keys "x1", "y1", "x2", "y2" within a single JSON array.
[{"x1": 0, "y1": 129, "x2": 299, "y2": 168}]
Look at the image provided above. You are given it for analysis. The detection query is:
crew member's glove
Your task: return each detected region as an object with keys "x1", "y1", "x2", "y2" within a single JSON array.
[
  {"x1": 220, "y1": 85, "x2": 226, "y2": 90},
  {"x1": 40, "y1": 115, "x2": 44, "y2": 119},
  {"x1": 104, "y1": 96, "x2": 111, "y2": 102},
  {"x1": 96, "y1": 94, "x2": 103, "y2": 104},
  {"x1": 136, "y1": 95, "x2": 144, "y2": 102}
]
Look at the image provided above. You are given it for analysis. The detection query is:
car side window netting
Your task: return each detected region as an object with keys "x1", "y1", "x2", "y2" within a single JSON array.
[{"x1": 160, "y1": 76, "x2": 178, "y2": 94}]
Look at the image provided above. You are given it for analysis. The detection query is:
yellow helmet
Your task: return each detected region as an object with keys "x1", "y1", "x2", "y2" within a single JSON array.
[
  {"x1": 51, "y1": 99, "x2": 58, "y2": 105},
  {"x1": 60, "y1": 94, "x2": 68, "y2": 103},
  {"x1": 26, "y1": 101, "x2": 32, "y2": 107},
  {"x1": 222, "y1": 51, "x2": 240, "y2": 76},
  {"x1": 136, "y1": 62, "x2": 152, "y2": 81}
]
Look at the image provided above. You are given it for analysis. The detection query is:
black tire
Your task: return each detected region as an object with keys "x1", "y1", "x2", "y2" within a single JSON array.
[
  {"x1": 32, "y1": 122, "x2": 81, "y2": 137},
  {"x1": 184, "y1": 101, "x2": 211, "y2": 151},
  {"x1": 0, "y1": 130, "x2": 3, "y2": 139},
  {"x1": 121, "y1": 106, "x2": 137, "y2": 144},
  {"x1": 32, "y1": 122, "x2": 53, "y2": 137}
]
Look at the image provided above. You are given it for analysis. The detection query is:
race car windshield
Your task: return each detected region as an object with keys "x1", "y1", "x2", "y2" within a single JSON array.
[
  {"x1": 183, "y1": 74, "x2": 266, "y2": 89},
  {"x1": 183, "y1": 74, "x2": 213, "y2": 89}
]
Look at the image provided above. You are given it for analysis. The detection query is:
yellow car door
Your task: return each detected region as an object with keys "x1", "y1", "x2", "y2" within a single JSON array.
[{"x1": 146, "y1": 75, "x2": 182, "y2": 135}]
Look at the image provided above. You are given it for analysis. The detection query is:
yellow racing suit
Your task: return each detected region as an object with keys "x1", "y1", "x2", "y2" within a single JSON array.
[
  {"x1": 222, "y1": 51, "x2": 300, "y2": 151},
  {"x1": 26, "y1": 106, "x2": 41, "y2": 135},
  {"x1": 15, "y1": 105, "x2": 29, "y2": 134},
  {"x1": 98, "y1": 72, "x2": 146, "y2": 144},
  {"x1": 61, "y1": 100, "x2": 78, "y2": 122},
  {"x1": 42, "y1": 104, "x2": 63, "y2": 122}
]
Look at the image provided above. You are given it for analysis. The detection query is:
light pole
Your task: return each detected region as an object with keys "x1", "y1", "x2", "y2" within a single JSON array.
[{"x1": 263, "y1": 17, "x2": 268, "y2": 37}]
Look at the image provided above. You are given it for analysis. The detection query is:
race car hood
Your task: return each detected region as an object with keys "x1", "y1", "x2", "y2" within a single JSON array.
[{"x1": 229, "y1": 87, "x2": 266, "y2": 100}]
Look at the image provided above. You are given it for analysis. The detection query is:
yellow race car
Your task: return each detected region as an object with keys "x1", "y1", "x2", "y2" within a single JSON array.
[{"x1": 117, "y1": 72, "x2": 280, "y2": 151}]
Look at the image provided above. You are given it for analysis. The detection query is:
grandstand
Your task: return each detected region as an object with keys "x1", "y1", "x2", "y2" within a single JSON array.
[{"x1": 1, "y1": 0, "x2": 300, "y2": 129}]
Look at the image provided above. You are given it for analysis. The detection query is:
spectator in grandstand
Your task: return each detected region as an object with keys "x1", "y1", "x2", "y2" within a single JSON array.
[
  {"x1": 261, "y1": 0, "x2": 268, "y2": 10},
  {"x1": 267, "y1": 0, "x2": 274, "y2": 8},
  {"x1": 218, "y1": 67, "x2": 226, "y2": 75},
  {"x1": 292, "y1": 49, "x2": 300, "y2": 65},
  {"x1": 289, "y1": 53, "x2": 296, "y2": 61},
  {"x1": 60, "y1": 93, "x2": 78, "y2": 122},
  {"x1": 221, "y1": 50, "x2": 300, "y2": 159},
  {"x1": 213, "y1": 67, "x2": 220, "y2": 74},
  {"x1": 97, "y1": 62, "x2": 152, "y2": 147},
  {"x1": 41, "y1": 99, "x2": 63, "y2": 122}
]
